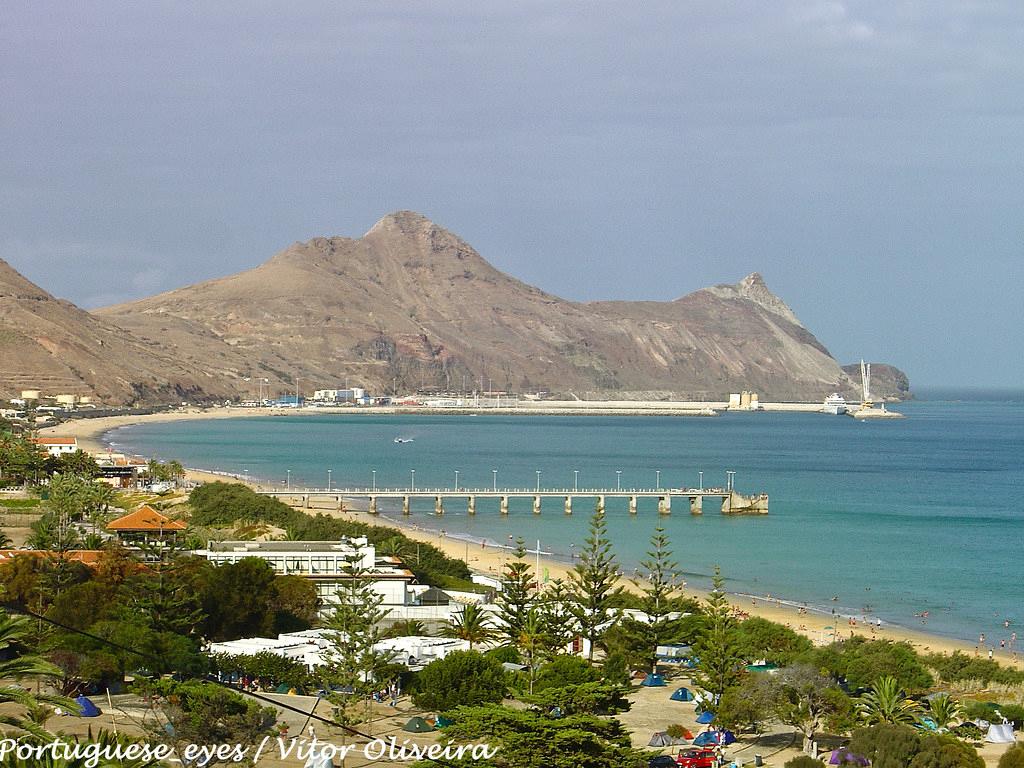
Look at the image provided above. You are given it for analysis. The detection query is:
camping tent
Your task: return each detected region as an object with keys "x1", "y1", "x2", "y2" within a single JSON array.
[
  {"x1": 74, "y1": 695, "x2": 101, "y2": 717},
  {"x1": 696, "y1": 710, "x2": 715, "y2": 724},
  {"x1": 829, "y1": 747, "x2": 869, "y2": 766},
  {"x1": 436, "y1": 715, "x2": 454, "y2": 728},
  {"x1": 986, "y1": 723, "x2": 1015, "y2": 744},
  {"x1": 670, "y1": 687, "x2": 694, "y2": 702},
  {"x1": 403, "y1": 717, "x2": 435, "y2": 733},
  {"x1": 694, "y1": 730, "x2": 736, "y2": 746},
  {"x1": 648, "y1": 732, "x2": 689, "y2": 747},
  {"x1": 641, "y1": 673, "x2": 666, "y2": 687}
]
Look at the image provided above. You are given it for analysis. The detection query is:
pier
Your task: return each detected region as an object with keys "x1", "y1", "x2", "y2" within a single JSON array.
[{"x1": 255, "y1": 478, "x2": 768, "y2": 516}]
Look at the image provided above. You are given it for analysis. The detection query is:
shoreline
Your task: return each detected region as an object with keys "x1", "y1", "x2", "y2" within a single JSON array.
[{"x1": 43, "y1": 408, "x2": 1021, "y2": 668}]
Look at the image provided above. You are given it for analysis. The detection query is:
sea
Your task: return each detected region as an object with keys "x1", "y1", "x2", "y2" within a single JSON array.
[{"x1": 106, "y1": 391, "x2": 1024, "y2": 647}]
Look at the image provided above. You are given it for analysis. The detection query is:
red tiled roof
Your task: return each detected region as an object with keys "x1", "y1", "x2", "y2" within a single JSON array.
[
  {"x1": 0, "y1": 550, "x2": 103, "y2": 566},
  {"x1": 107, "y1": 504, "x2": 187, "y2": 532},
  {"x1": 31, "y1": 437, "x2": 78, "y2": 445}
]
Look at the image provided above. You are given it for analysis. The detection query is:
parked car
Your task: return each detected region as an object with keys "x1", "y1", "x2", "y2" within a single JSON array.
[
  {"x1": 649, "y1": 756, "x2": 678, "y2": 768},
  {"x1": 675, "y1": 748, "x2": 718, "y2": 768}
]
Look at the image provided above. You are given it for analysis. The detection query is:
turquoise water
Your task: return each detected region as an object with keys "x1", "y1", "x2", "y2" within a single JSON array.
[{"x1": 108, "y1": 399, "x2": 1024, "y2": 646}]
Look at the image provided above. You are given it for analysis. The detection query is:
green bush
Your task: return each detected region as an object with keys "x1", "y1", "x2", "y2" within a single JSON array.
[
  {"x1": 527, "y1": 682, "x2": 630, "y2": 716},
  {"x1": 849, "y1": 725, "x2": 983, "y2": 768},
  {"x1": 784, "y1": 756, "x2": 824, "y2": 768},
  {"x1": 998, "y1": 744, "x2": 1024, "y2": 768},
  {"x1": 534, "y1": 655, "x2": 600, "y2": 691},
  {"x1": 923, "y1": 651, "x2": 1024, "y2": 687},
  {"x1": 910, "y1": 734, "x2": 983, "y2": 768},
  {"x1": 411, "y1": 650, "x2": 507, "y2": 711}
]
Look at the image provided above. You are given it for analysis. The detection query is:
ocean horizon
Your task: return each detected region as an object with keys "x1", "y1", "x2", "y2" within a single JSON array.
[{"x1": 107, "y1": 396, "x2": 1023, "y2": 649}]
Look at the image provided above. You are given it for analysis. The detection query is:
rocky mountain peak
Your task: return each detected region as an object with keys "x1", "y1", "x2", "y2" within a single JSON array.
[{"x1": 701, "y1": 272, "x2": 802, "y2": 327}]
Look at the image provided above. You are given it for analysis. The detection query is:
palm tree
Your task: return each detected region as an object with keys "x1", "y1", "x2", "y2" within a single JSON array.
[
  {"x1": 379, "y1": 536, "x2": 409, "y2": 560},
  {"x1": 444, "y1": 604, "x2": 494, "y2": 650},
  {"x1": 857, "y1": 676, "x2": 922, "y2": 725},
  {"x1": 0, "y1": 530, "x2": 13, "y2": 548},
  {"x1": 0, "y1": 609, "x2": 74, "y2": 738},
  {"x1": 385, "y1": 619, "x2": 428, "y2": 638},
  {"x1": 926, "y1": 693, "x2": 962, "y2": 730}
]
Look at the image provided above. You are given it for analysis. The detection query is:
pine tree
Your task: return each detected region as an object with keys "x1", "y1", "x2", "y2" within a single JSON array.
[
  {"x1": 694, "y1": 566, "x2": 742, "y2": 701},
  {"x1": 321, "y1": 550, "x2": 394, "y2": 735},
  {"x1": 637, "y1": 525, "x2": 681, "y2": 641},
  {"x1": 568, "y1": 511, "x2": 623, "y2": 662},
  {"x1": 496, "y1": 538, "x2": 535, "y2": 647},
  {"x1": 538, "y1": 577, "x2": 578, "y2": 654}
]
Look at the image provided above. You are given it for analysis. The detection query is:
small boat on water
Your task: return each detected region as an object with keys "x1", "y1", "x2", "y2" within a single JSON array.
[
  {"x1": 394, "y1": 437, "x2": 414, "y2": 444},
  {"x1": 823, "y1": 393, "x2": 848, "y2": 415}
]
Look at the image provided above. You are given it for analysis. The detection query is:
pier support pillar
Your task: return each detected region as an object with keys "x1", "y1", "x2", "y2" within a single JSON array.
[
  {"x1": 533, "y1": 495, "x2": 541, "y2": 514},
  {"x1": 596, "y1": 495, "x2": 605, "y2": 515},
  {"x1": 369, "y1": 496, "x2": 378, "y2": 515},
  {"x1": 435, "y1": 495, "x2": 445, "y2": 516},
  {"x1": 564, "y1": 495, "x2": 573, "y2": 515},
  {"x1": 467, "y1": 495, "x2": 476, "y2": 515},
  {"x1": 500, "y1": 495, "x2": 509, "y2": 515},
  {"x1": 658, "y1": 495, "x2": 671, "y2": 515},
  {"x1": 628, "y1": 495, "x2": 638, "y2": 515},
  {"x1": 303, "y1": 494, "x2": 310, "y2": 509},
  {"x1": 402, "y1": 496, "x2": 410, "y2": 515},
  {"x1": 690, "y1": 495, "x2": 703, "y2": 515}
]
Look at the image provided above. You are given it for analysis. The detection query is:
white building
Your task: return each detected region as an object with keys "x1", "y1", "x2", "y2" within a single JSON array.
[
  {"x1": 30, "y1": 436, "x2": 79, "y2": 456},
  {"x1": 192, "y1": 537, "x2": 416, "y2": 616},
  {"x1": 311, "y1": 388, "x2": 366, "y2": 403},
  {"x1": 208, "y1": 629, "x2": 469, "y2": 672}
]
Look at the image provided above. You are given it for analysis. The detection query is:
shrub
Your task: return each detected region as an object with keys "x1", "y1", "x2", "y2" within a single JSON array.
[
  {"x1": 910, "y1": 734, "x2": 983, "y2": 768},
  {"x1": 998, "y1": 744, "x2": 1024, "y2": 768},
  {"x1": 785, "y1": 756, "x2": 824, "y2": 768},
  {"x1": 527, "y1": 681, "x2": 630, "y2": 715},
  {"x1": 534, "y1": 655, "x2": 600, "y2": 691},
  {"x1": 411, "y1": 651, "x2": 507, "y2": 711}
]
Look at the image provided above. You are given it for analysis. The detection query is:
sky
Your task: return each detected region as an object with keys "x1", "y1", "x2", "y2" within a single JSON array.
[{"x1": 2, "y1": 1, "x2": 1022, "y2": 388}]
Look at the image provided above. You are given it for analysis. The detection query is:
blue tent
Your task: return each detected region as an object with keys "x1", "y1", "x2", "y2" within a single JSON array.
[
  {"x1": 670, "y1": 687, "x2": 694, "y2": 702},
  {"x1": 696, "y1": 710, "x2": 715, "y2": 724},
  {"x1": 694, "y1": 730, "x2": 736, "y2": 746},
  {"x1": 641, "y1": 673, "x2": 666, "y2": 687},
  {"x1": 74, "y1": 695, "x2": 101, "y2": 717}
]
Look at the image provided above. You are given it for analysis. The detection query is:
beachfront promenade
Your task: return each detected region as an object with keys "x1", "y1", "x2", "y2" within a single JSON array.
[{"x1": 256, "y1": 484, "x2": 769, "y2": 516}]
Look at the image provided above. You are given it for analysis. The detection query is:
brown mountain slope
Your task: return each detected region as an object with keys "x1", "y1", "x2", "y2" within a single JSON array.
[
  {"x1": 0, "y1": 259, "x2": 223, "y2": 404},
  {"x1": 95, "y1": 211, "x2": 880, "y2": 401}
]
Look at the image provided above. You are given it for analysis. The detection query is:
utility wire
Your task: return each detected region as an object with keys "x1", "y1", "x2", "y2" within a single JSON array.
[{"x1": 17, "y1": 607, "x2": 468, "y2": 768}]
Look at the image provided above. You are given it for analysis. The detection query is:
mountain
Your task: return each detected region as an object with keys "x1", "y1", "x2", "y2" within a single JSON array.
[
  {"x1": 0, "y1": 258, "x2": 222, "y2": 404},
  {"x1": 93, "y1": 211, "x2": 903, "y2": 402}
]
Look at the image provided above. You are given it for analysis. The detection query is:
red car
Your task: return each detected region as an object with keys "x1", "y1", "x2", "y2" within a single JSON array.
[{"x1": 675, "y1": 748, "x2": 718, "y2": 768}]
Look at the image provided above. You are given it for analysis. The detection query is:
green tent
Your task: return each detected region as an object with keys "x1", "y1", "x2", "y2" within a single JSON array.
[{"x1": 403, "y1": 716, "x2": 434, "y2": 733}]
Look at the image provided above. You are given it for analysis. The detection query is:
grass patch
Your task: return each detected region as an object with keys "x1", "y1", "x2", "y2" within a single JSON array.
[{"x1": 0, "y1": 498, "x2": 42, "y2": 509}]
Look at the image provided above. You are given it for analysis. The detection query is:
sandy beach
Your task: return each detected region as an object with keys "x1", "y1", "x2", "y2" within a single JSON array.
[{"x1": 42, "y1": 409, "x2": 1023, "y2": 669}]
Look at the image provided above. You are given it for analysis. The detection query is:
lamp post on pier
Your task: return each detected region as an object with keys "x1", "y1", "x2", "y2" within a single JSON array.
[
  {"x1": 454, "y1": 470, "x2": 459, "y2": 491},
  {"x1": 656, "y1": 469, "x2": 661, "y2": 490},
  {"x1": 327, "y1": 469, "x2": 332, "y2": 491},
  {"x1": 535, "y1": 470, "x2": 541, "y2": 492},
  {"x1": 411, "y1": 469, "x2": 416, "y2": 491},
  {"x1": 698, "y1": 470, "x2": 703, "y2": 491},
  {"x1": 371, "y1": 469, "x2": 376, "y2": 491},
  {"x1": 573, "y1": 469, "x2": 579, "y2": 492},
  {"x1": 286, "y1": 469, "x2": 291, "y2": 490},
  {"x1": 726, "y1": 470, "x2": 736, "y2": 492},
  {"x1": 616, "y1": 470, "x2": 622, "y2": 491},
  {"x1": 492, "y1": 469, "x2": 497, "y2": 492}
]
